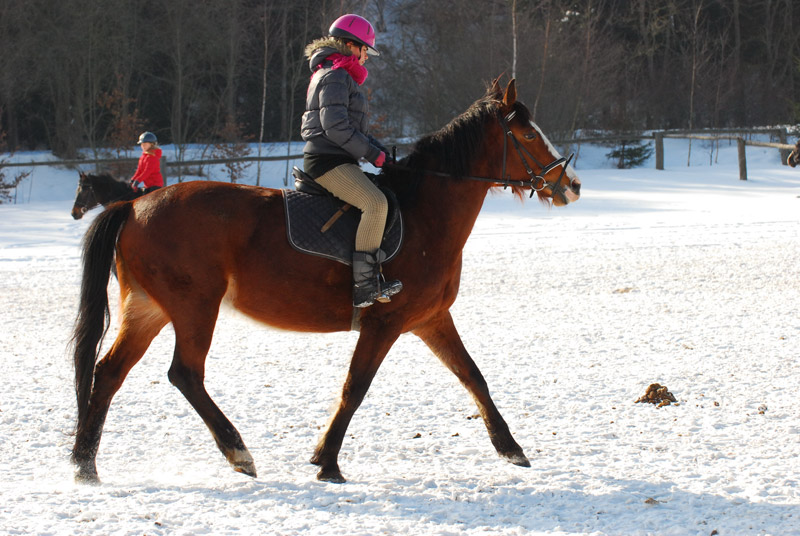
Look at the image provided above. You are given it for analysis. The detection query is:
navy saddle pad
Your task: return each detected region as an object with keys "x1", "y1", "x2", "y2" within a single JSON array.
[{"x1": 282, "y1": 173, "x2": 403, "y2": 266}]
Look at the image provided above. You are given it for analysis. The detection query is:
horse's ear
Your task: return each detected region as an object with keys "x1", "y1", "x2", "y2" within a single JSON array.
[
  {"x1": 489, "y1": 77, "x2": 501, "y2": 95},
  {"x1": 503, "y1": 79, "x2": 517, "y2": 108},
  {"x1": 79, "y1": 172, "x2": 86, "y2": 179}
]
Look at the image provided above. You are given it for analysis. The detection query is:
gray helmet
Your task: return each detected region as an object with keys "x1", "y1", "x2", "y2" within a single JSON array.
[{"x1": 137, "y1": 131, "x2": 157, "y2": 144}]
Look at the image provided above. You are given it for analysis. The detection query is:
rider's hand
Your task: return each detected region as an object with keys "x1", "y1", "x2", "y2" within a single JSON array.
[{"x1": 374, "y1": 152, "x2": 387, "y2": 168}]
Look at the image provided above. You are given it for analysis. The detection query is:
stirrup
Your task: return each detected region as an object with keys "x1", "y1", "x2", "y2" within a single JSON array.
[
  {"x1": 375, "y1": 279, "x2": 403, "y2": 303},
  {"x1": 352, "y1": 249, "x2": 402, "y2": 307}
]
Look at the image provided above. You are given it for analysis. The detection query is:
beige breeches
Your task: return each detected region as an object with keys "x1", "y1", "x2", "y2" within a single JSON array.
[{"x1": 315, "y1": 164, "x2": 387, "y2": 252}]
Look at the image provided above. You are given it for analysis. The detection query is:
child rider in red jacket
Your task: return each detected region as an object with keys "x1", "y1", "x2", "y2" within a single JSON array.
[{"x1": 130, "y1": 131, "x2": 164, "y2": 191}]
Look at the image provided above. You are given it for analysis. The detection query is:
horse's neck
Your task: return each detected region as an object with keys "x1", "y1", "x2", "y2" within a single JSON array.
[
  {"x1": 96, "y1": 177, "x2": 127, "y2": 201},
  {"x1": 411, "y1": 175, "x2": 490, "y2": 256}
]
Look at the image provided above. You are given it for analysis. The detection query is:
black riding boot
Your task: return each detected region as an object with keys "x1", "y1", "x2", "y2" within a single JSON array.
[{"x1": 352, "y1": 249, "x2": 403, "y2": 308}]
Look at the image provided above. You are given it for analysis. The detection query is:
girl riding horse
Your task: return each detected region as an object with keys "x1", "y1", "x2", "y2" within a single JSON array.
[
  {"x1": 130, "y1": 131, "x2": 164, "y2": 192},
  {"x1": 302, "y1": 14, "x2": 401, "y2": 308}
]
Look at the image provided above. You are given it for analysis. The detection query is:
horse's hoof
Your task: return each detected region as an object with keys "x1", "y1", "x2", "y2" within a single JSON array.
[
  {"x1": 74, "y1": 465, "x2": 101, "y2": 485},
  {"x1": 316, "y1": 467, "x2": 346, "y2": 484},
  {"x1": 232, "y1": 461, "x2": 258, "y2": 478},
  {"x1": 228, "y1": 448, "x2": 257, "y2": 477},
  {"x1": 502, "y1": 451, "x2": 531, "y2": 468}
]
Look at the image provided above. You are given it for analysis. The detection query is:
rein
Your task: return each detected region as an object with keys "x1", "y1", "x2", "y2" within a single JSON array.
[{"x1": 384, "y1": 111, "x2": 574, "y2": 201}]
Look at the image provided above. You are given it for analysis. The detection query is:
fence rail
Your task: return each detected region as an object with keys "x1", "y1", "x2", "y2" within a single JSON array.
[
  {"x1": 1, "y1": 128, "x2": 795, "y2": 183},
  {"x1": 652, "y1": 130, "x2": 793, "y2": 180},
  {"x1": 0, "y1": 153, "x2": 304, "y2": 169}
]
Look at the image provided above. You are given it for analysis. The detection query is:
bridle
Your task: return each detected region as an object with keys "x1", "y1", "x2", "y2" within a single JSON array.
[
  {"x1": 72, "y1": 180, "x2": 100, "y2": 217},
  {"x1": 385, "y1": 110, "x2": 576, "y2": 202},
  {"x1": 73, "y1": 176, "x2": 135, "y2": 217},
  {"x1": 498, "y1": 110, "x2": 574, "y2": 202}
]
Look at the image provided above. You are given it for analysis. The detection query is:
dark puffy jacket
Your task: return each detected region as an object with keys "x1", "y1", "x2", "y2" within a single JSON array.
[{"x1": 301, "y1": 38, "x2": 382, "y2": 165}]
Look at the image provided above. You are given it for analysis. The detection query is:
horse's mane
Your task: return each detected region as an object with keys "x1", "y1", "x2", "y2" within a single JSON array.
[
  {"x1": 86, "y1": 172, "x2": 124, "y2": 184},
  {"x1": 82, "y1": 172, "x2": 137, "y2": 202},
  {"x1": 88, "y1": 172, "x2": 131, "y2": 190},
  {"x1": 380, "y1": 83, "x2": 533, "y2": 207},
  {"x1": 406, "y1": 86, "x2": 503, "y2": 178}
]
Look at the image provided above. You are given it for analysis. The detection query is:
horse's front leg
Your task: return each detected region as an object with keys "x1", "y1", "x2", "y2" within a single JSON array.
[
  {"x1": 311, "y1": 321, "x2": 401, "y2": 483},
  {"x1": 414, "y1": 311, "x2": 530, "y2": 467}
]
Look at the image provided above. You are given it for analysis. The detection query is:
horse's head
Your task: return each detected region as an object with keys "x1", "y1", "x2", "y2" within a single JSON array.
[
  {"x1": 71, "y1": 172, "x2": 98, "y2": 220},
  {"x1": 788, "y1": 141, "x2": 800, "y2": 168},
  {"x1": 71, "y1": 172, "x2": 134, "y2": 219},
  {"x1": 492, "y1": 79, "x2": 581, "y2": 206}
]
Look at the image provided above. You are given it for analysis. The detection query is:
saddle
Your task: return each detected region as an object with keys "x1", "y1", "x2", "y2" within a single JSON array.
[{"x1": 283, "y1": 167, "x2": 403, "y2": 266}]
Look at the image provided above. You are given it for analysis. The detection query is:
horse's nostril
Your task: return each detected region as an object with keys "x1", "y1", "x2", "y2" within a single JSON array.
[{"x1": 572, "y1": 181, "x2": 581, "y2": 195}]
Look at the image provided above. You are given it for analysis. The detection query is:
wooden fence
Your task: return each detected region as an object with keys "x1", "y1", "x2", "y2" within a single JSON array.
[
  {"x1": 652, "y1": 130, "x2": 794, "y2": 180},
  {"x1": 552, "y1": 128, "x2": 794, "y2": 181},
  {"x1": 2, "y1": 128, "x2": 796, "y2": 184},
  {"x1": 0, "y1": 153, "x2": 305, "y2": 185}
]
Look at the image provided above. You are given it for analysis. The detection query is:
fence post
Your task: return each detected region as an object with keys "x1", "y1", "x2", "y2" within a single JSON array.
[
  {"x1": 776, "y1": 128, "x2": 790, "y2": 165},
  {"x1": 654, "y1": 132, "x2": 664, "y2": 170},
  {"x1": 161, "y1": 155, "x2": 168, "y2": 186},
  {"x1": 737, "y1": 137, "x2": 747, "y2": 181}
]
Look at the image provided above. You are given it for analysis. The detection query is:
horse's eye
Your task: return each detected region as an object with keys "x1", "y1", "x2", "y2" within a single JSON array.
[{"x1": 524, "y1": 132, "x2": 537, "y2": 140}]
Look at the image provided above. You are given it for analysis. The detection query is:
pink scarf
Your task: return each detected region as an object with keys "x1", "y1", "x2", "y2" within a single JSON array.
[{"x1": 327, "y1": 53, "x2": 368, "y2": 85}]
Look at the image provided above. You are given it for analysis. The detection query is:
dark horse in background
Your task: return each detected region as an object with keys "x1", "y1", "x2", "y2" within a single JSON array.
[
  {"x1": 70, "y1": 79, "x2": 581, "y2": 484},
  {"x1": 787, "y1": 140, "x2": 800, "y2": 167},
  {"x1": 71, "y1": 172, "x2": 143, "y2": 220}
]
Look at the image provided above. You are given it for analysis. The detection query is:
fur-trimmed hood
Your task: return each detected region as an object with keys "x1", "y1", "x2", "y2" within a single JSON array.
[{"x1": 305, "y1": 37, "x2": 353, "y2": 71}]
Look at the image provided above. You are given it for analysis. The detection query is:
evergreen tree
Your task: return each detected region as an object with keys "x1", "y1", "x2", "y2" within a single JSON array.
[{"x1": 606, "y1": 139, "x2": 654, "y2": 169}]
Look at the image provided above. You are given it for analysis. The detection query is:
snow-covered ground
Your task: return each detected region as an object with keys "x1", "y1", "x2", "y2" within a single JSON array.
[{"x1": 1, "y1": 138, "x2": 798, "y2": 535}]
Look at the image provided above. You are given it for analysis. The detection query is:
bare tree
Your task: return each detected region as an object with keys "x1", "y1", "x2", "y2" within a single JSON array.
[
  {"x1": 1, "y1": 0, "x2": 799, "y2": 153},
  {"x1": 511, "y1": 0, "x2": 518, "y2": 80},
  {"x1": 531, "y1": 0, "x2": 553, "y2": 121},
  {"x1": 257, "y1": 2, "x2": 277, "y2": 186},
  {"x1": 0, "y1": 110, "x2": 31, "y2": 203},
  {"x1": 156, "y1": 0, "x2": 229, "y2": 177}
]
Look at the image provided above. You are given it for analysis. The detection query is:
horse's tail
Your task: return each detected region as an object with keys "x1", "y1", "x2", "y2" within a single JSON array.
[{"x1": 71, "y1": 202, "x2": 132, "y2": 431}]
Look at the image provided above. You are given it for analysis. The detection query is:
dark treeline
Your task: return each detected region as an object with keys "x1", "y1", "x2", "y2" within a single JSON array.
[{"x1": 0, "y1": 0, "x2": 798, "y2": 157}]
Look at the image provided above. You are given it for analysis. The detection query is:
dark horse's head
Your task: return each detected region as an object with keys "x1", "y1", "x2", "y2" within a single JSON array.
[
  {"x1": 71, "y1": 172, "x2": 135, "y2": 220},
  {"x1": 788, "y1": 140, "x2": 800, "y2": 168},
  {"x1": 394, "y1": 78, "x2": 580, "y2": 207}
]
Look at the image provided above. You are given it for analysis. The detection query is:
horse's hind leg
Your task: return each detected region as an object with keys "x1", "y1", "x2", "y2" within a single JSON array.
[
  {"x1": 72, "y1": 296, "x2": 168, "y2": 483},
  {"x1": 414, "y1": 311, "x2": 530, "y2": 467},
  {"x1": 168, "y1": 311, "x2": 256, "y2": 478}
]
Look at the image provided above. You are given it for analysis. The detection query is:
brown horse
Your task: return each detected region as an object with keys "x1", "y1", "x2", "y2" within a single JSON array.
[
  {"x1": 70, "y1": 79, "x2": 581, "y2": 484},
  {"x1": 71, "y1": 172, "x2": 143, "y2": 219}
]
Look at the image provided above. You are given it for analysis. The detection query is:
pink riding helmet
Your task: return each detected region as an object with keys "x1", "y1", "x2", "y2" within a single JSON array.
[{"x1": 329, "y1": 14, "x2": 380, "y2": 56}]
